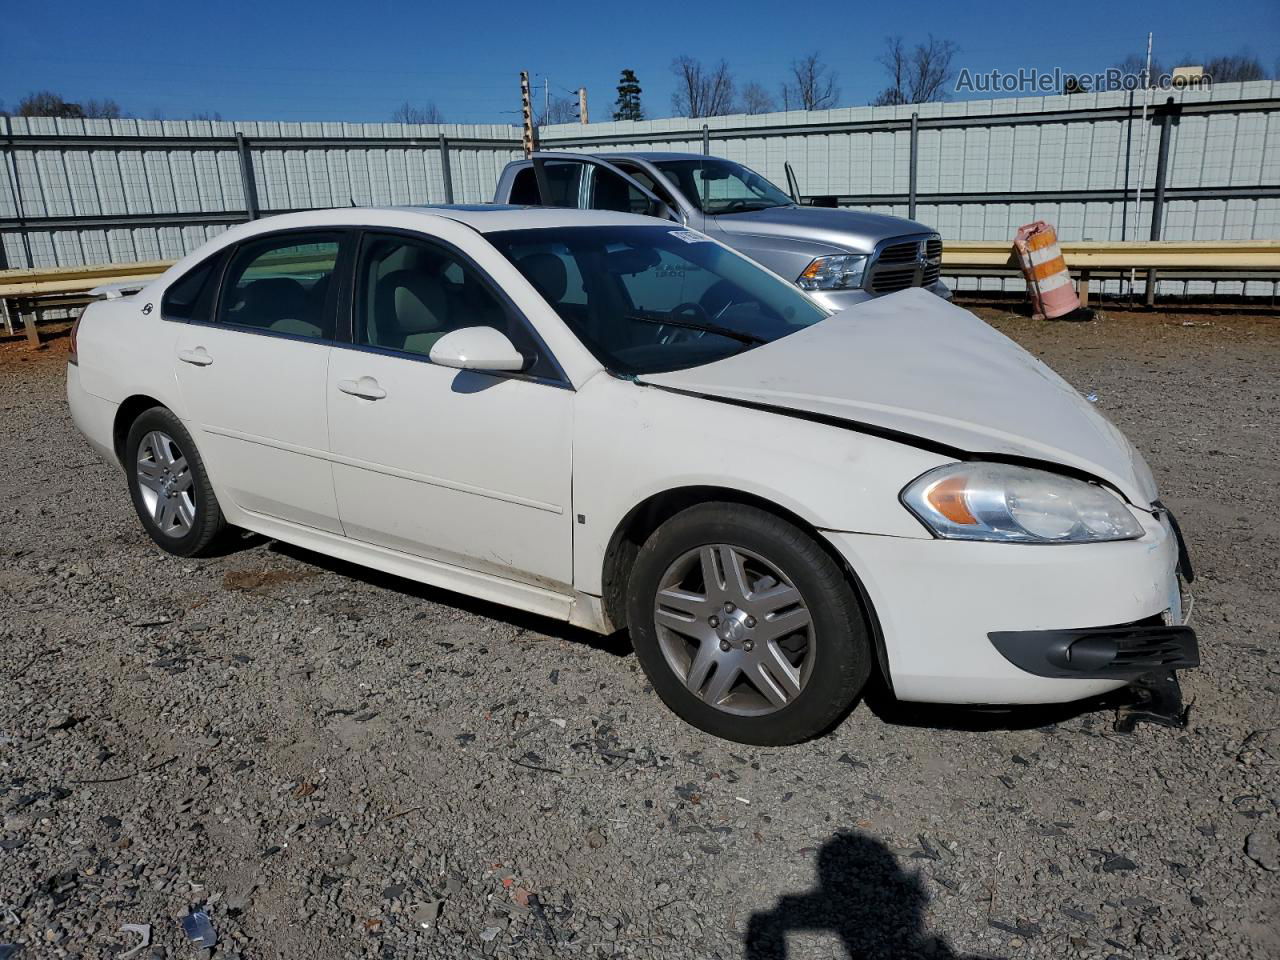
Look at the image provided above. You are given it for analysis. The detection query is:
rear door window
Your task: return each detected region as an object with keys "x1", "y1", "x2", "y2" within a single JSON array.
[{"x1": 218, "y1": 233, "x2": 342, "y2": 340}]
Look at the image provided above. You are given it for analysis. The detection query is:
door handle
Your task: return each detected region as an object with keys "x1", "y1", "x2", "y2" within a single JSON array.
[
  {"x1": 337, "y1": 376, "x2": 387, "y2": 401},
  {"x1": 177, "y1": 347, "x2": 213, "y2": 367}
]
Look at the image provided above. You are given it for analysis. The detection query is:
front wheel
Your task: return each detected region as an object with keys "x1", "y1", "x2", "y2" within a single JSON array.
[
  {"x1": 125, "y1": 407, "x2": 225, "y2": 557},
  {"x1": 627, "y1": 503, "x2": 872, "y2": 745}
]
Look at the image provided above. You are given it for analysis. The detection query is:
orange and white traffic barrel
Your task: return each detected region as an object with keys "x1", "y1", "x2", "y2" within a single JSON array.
[{"x1": 1013, "y1": 221, "x2": 1080, "y2": 319}]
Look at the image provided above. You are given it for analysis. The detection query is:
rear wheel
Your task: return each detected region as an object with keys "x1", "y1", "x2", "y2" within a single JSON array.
[
  {"x1": 125, "y1": 407, "x2": 225, "y2": 557},
  {"x1": 627, "y1": 503, "x2": 871, "y2": 745}
]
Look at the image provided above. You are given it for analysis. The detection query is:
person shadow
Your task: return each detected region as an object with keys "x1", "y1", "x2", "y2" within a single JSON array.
[{"x1": 745, "y1": 832, "x2": 995, "y2": 960}]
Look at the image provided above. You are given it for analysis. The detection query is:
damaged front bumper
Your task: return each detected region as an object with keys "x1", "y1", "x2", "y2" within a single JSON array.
[{"x1": 987, "y1": 618, "x2": 1199, "y2": 681}]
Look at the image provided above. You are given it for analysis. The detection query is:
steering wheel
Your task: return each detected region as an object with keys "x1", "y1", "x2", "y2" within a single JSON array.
[{"x1": 654, "y1": 301, "x2": 713, "y2": 344}]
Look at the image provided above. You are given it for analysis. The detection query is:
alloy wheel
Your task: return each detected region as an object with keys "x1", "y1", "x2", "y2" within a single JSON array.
[
  {"x1": 653, "y1": 543, "x2": 815, "y2": 716},
  {"x1": 135, "y1": 430, "x2": 196, "y2": 538}
]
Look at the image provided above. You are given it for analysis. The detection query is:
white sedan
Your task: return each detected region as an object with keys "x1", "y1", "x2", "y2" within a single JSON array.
[{"x1": 67, "y1": 206, "x2": 1198, "y2": 744}]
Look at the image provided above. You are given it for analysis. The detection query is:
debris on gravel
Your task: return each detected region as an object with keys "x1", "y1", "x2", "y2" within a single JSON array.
[{"x1": 1, "y1": 306, "x2": 1277, "y2": 959}]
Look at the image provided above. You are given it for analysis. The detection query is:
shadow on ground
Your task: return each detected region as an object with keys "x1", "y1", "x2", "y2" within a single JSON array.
[
  {"x1": 744, "y1": 831, "x2": 997, "y2": 960},
  {"x1": 261, "y1": 538, "x2": 633, "y2": 656},
  {"x1": 860, "y1": 672, "x2": 1134, "y2": 733}
]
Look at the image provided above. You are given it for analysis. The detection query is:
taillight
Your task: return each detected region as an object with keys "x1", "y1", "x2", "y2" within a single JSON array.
[{"x1": 68, "y1": 311, "x2": 84, "y2": 365}]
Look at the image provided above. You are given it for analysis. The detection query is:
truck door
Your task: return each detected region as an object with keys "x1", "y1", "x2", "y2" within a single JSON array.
[{"x1": 514, "y1": 153, "x2": 679, "y2": 222}]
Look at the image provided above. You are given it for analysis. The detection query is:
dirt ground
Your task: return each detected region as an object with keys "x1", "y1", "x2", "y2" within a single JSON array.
[{"x1": 0, "y1": 302, "x2": 1277, "y2": 960}]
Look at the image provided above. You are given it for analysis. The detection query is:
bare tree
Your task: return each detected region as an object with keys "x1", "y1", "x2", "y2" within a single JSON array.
[
  {"x1": 391, "y1": 100, "x2": 444, "y2": 124},
  {"x1": 191, "y1": 111, "x2": 224, "y2": 122},
  {"x1": 739, "y1": 81, "x2": 776, "y2": 114},
  {"x1": 781, "y1": 52, "x2": 840, "y2": 111},
  {"x1": 670, "y1": 55, "x2": 735, "y2": 117},
  {"x1": 1104, "y1": 53, "x2": 1166, "y2": 89},
  {"x1": 872, "y1": 36, "x2": 957, "y2": 105},
  {"x1": 17, "y1": 91, "x2": 126, "y2": 118},
  {"x1": 18, "y1": 91, "x2": 82, "y2": 118},
  {"x1": 82, "y1": 98, "x2": 123, "y2": 119},
  {"x1": 1203, "y1": 52, "x2": 1266, "y2": 83},
  {"x1": 535, "y1": 94, "x2": 577, "y2": 126}
]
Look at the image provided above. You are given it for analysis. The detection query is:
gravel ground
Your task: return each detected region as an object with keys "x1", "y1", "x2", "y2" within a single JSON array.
[{"x1": 1, "y1": 304, "x2": 1277, "y2": 960}]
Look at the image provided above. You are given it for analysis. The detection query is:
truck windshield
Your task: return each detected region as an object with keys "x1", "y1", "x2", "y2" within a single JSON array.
[
  {"x1": 650, "y1": 158, "x2": 794, "y2": 215},
  {"x1": 487, "y1": 225, "x2": 828, "y2": 376}
]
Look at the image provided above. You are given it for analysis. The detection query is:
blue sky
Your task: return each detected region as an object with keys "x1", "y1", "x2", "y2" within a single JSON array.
[{"x1": 2, "y1": 0, "x2": 1276, "y2": 124}]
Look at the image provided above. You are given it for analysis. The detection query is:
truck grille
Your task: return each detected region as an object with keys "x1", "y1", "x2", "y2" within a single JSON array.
[{"x1": 866, "y1": 235, "x2": 943, "y2": 294}]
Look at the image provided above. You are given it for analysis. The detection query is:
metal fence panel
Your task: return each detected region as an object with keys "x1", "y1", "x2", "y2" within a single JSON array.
[{"x1": 2, "y1": 84, "x2": 1277, "y2": 299}]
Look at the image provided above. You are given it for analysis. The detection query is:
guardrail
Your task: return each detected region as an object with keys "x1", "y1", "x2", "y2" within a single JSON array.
[
  {"x1": 940, "y1": 240, "x2": 1280, "y2": 306},
  {"x1": 4, "y1": 240, "x2": 1279, "y2": 342}
]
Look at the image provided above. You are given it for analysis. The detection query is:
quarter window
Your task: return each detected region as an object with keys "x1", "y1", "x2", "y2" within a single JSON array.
[
  {"x1": 161, "y1": 255, "x2": 222, "y2": 322},
  {"x1": 218, "y1": 233, "x2": 341, "y2": 339}
]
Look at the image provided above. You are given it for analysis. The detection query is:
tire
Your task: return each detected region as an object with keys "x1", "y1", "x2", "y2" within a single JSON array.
[
  {"x1": 125, "y1": 406, "x2": 226, "y2": 557},
  {"x1": 627, "y1": 502, "x2": 871, "y2": 745}
]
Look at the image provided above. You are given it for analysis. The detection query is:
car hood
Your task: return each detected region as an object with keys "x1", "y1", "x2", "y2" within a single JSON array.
[
  {"x1": 714, "y1": 205, "x2": 933, "y2": 253},
  {"x1": 639, "y1": 288, "x2": 1158, "y2": 505}
]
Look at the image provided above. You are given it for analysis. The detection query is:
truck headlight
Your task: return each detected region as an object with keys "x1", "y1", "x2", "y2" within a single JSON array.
[
  {"x1": 901, "y1": 463, "x2": 1145, "y2": 543},
  {"x1": 797, "y1": 254, "x2": 867, "y2": 290}
]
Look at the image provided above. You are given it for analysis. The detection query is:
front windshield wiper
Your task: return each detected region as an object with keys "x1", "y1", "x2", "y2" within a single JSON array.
[
  {"x1": 710, "y1": 200, "x2": 791, "y2": 215},
  {"x1": 625, "y1": 313, "x2": 767, "y2": 346}
]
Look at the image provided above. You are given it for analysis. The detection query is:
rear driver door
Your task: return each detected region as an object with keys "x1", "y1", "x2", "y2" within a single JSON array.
[{"x1": 172, "y1": 230, "x2": 348, "y2": 534}]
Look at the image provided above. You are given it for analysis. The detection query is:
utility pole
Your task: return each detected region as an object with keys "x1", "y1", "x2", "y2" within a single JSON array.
[
  {"x1": 520, "y1": 71, "x2": 535, "y2": 157},
  {"x1": 578, "y1": 86, "x2": 588, "y2": 125}
]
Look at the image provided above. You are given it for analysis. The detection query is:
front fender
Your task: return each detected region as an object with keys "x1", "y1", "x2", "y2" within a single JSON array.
[{"x1": 571, "y1": 375, "x2": 945, "y2": 595}]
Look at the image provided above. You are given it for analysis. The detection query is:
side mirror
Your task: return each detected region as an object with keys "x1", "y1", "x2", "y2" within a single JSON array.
[{"x1": 428, "y1": 327, "x2": 526, "y2": 373}]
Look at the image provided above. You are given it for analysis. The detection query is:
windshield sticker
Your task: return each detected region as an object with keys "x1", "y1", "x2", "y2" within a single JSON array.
[{"x1": 669, "y1": 230, "x2": 713, "y2": 244}]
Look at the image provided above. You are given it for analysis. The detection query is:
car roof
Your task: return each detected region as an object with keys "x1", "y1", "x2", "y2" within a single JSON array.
[
  {"x1": 405, "y1": 204, "x2": 667, "y2": 232},
  {"x1": 230, "y1": 204, "x2": 670, "y2": 236},
  {"x1": 597, "y1": 151, "x2": 712, "y2": 163}
]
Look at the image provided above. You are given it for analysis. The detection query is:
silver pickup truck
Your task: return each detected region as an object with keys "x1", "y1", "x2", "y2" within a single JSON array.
[{"x1": 493, "y1": 151, "x2": 949, "y2": 311}]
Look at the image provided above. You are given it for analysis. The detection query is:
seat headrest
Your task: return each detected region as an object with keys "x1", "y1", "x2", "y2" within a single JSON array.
[
  {"x1": 242, "y1": 277, "x2": 308, "y2": 322},
  {"x1": 378, "y1": 269, "x2": 448, "y2": 335},
  {"x1": 518, "y1": 253, "x2": 568, "y2": 304}
]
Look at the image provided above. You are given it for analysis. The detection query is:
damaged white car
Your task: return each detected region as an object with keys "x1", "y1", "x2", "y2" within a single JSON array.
[{"x1": 67, "y1": 206, "x2": 1198, "y2": 745}]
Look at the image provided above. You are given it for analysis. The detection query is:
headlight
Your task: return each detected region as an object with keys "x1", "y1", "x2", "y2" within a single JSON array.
[
  {"x1": 901, "y1": 463, "x2": 1144, "y2": 543},
  {"x1": 797, "y1": 254, "x2": 867, "y2": 290}
]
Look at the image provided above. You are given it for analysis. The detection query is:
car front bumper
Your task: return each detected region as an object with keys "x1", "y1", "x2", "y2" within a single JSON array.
[
  {"x1": 811, "y1": 278, "x2": 952, "y2": 312},
  {"x1": 822, "y1": 507, "x2": 1194, "y2": 704}
]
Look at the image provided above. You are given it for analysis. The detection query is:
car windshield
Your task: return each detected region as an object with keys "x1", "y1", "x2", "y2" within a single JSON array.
[
  {"x1": 487, "y1": 225, "x2": 829, "y2": 376},
  {"x1": 649, "y1": 157, "x2": 794, "y2": 215}
]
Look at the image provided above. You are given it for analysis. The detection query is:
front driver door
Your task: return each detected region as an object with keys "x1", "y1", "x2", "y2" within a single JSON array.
[
  {"x1": 172, "y1": 230, "x2": 346, "y2": 534},
  {"x1": 326, "y1": 229, "x2": 574, "y2": 589}
]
